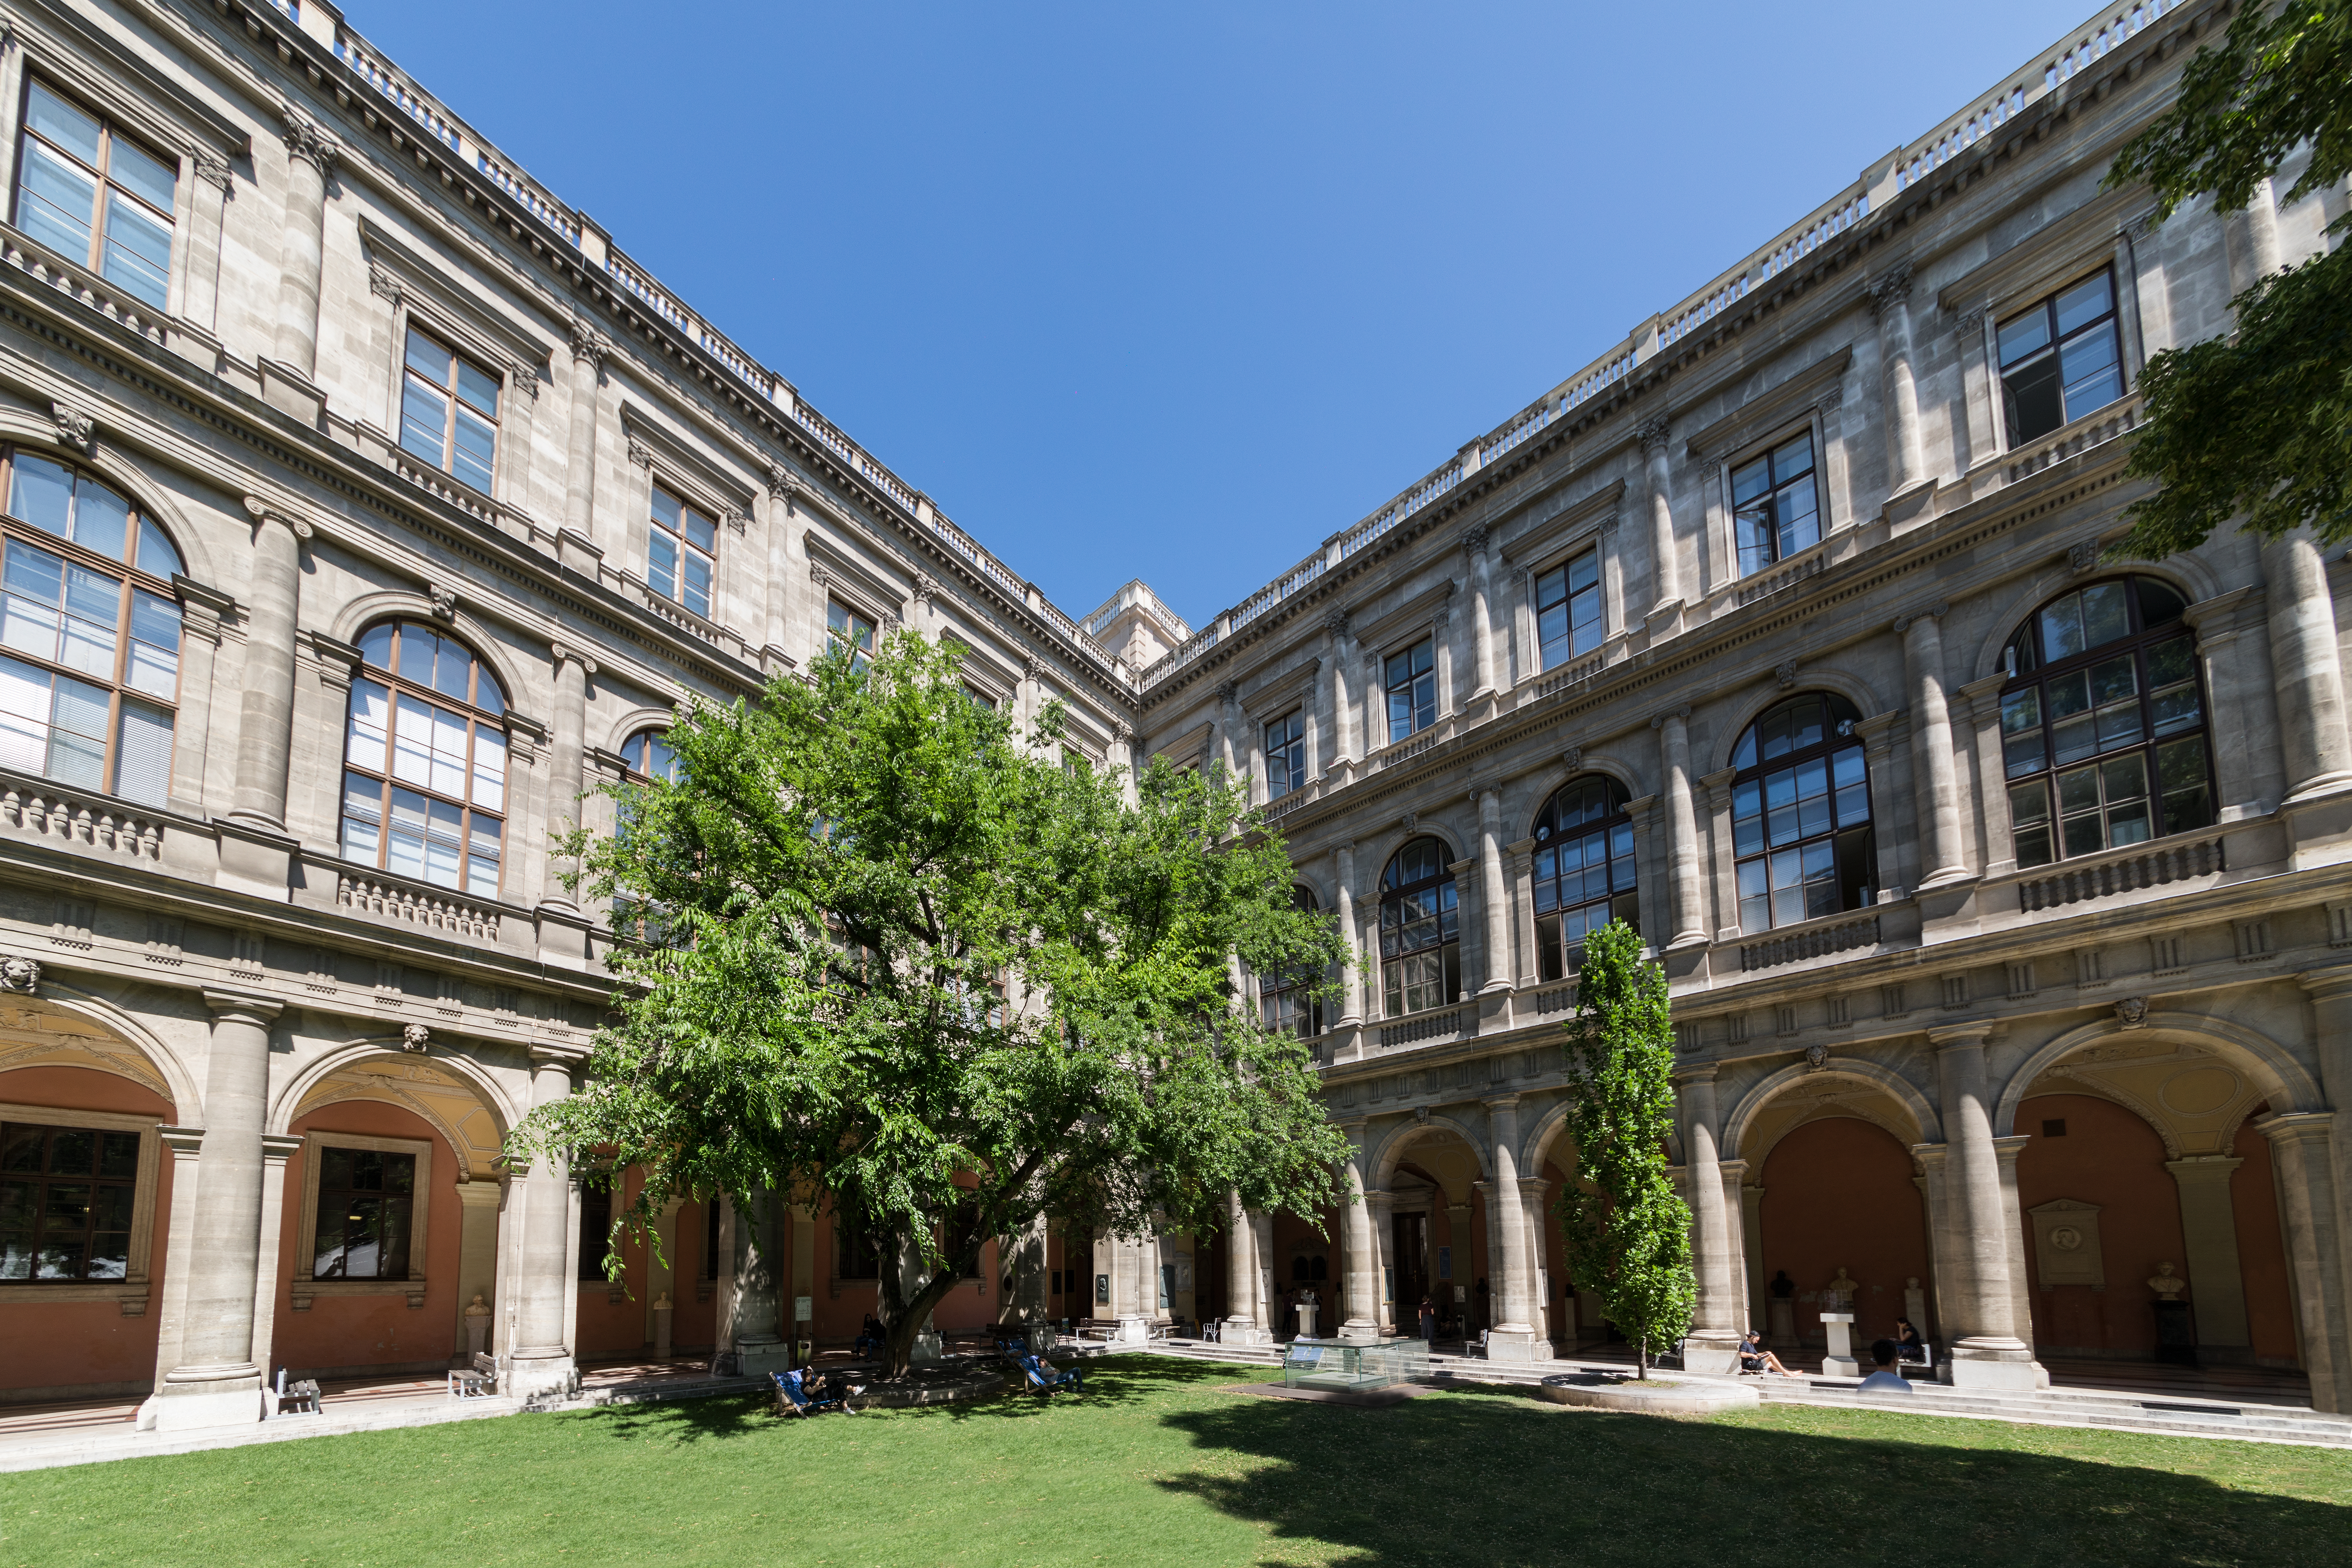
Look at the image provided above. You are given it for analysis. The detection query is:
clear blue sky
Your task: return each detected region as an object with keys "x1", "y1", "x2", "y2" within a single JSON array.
[{"x1": 352, "y1": 0, "x2": 2068, "y2": 630}]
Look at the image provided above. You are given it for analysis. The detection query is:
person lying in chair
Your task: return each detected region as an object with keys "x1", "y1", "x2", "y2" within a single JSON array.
[{"x1": 1737, "y1": 1329, "x2": 1800, "y2": 1377}]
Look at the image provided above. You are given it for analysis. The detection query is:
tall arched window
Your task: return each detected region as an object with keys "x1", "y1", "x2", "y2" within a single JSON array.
[
  {"x1": 0, "y1": 452, "x2": 184, "y2": 806},
  {"x1": 618, "y1": 729, "x2": 681, "y2": 784},
  {"x1": 1380, "y1": 838, "x2": 1457, "y2": 1016},
  {"x1": 1532, "y1": 777, "x2": 1637, "y2": 980},
  {"x1": 1731, "y1": 693, "x2": 1873, "y2": 933},
  {"x1": 1998, "y1": 576, "x2": 2210, "y2": 867},
  {"x1": 1260, "y1": 885, "x2": 1325, "y2": 1038},
  {"x1": 341, "y1": 620, "x2": 509, "y2": 897}
]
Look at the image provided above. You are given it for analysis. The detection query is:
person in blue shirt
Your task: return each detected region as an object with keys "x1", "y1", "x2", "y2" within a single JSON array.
[{"x1": 1858, "y1": 1338, "x2": 1916, "y2": 1393}]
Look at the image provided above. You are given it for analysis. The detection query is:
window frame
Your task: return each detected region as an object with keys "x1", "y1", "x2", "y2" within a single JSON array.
[
  {"x1": 1531, "y1": 545, "x2": 1605, "y2": 671},
  {"x1": 292, "y1": 1129, "x2": 432, "y2": 1306},
  {"x1": 1530, "y1": 776, "x2": 1639, "y2": 980},
  {"x1": 0, "y1": 448, "x2": 187, "y2": 810},
  {"x1": 1379, "y1": 836, "x2": 1460, "y2": 1017},
  {"x1": 1729, "y1": 692, "x2": 1877, "y2": 934},
  {"x1": 1996, "y1": 264, "x2": 2127, "y2": 450},
  {"x1": 645, "y1": 481, "x2": 718, "y2": 620},
  {"x1": 0, "y1": 1103, "x2": 162, "y2": 1305},
  {"x1": 396, "y1": 323, "x2": 502, "y2": 498},
  {"x1": 10, "y1": 75, "x2": 178, "y2": 312},
  {"x1": 338, "y1": 619, "x2": 512, "y2": 901},
  {"x1": 1262, "y1": 708, "x2": 1307, "y2": 800},
  {"x1": 1724, "y1": 421, "x2": 1826, "y2": 579},
  {"x1": 826, "y1": 597, "x2": 877, "y2": 674},
  {"x1": 577, "y1": 1175, "x2": 616, "y2": 1283},
  {"x1": 1997, "y1": 575, "x2": 2213, "y2": 870},
  {"x1": 1382, "y1": 637, "x2": 1437, "y2": 746},
  {"x1": 1259, "y1": 884, "x2": 1326, "y2": 1038}
]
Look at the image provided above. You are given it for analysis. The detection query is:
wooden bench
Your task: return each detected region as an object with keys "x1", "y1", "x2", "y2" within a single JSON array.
[{"x1": 447, "y1": 1352, "x2": 498, "y2": 1399}]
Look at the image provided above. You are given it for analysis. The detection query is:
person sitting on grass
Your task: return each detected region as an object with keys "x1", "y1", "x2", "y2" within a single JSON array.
[
  {"x1": 1858, "y1": 1338, "x2": 1916, "y2": 1393},
  {"x1": 1738, "y1": 1329, "x2": 1800, "y2": 1377}
]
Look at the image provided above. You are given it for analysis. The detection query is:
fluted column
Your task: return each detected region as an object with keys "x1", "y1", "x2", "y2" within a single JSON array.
[
  {"x1": 272, "y1": 114, "x2": 338, "y2": 378},
  {"x1": 1483, "y1": 1095, "x2": 1541, "y2": 1358},
  {"x1": 1931, "y1": 1023, "x2": 2039, "y2": 1389},
  {"x1": 151, "y1": 991, "x2": 281, "y2": 1430},
  {"x1": 1476, "y1": 786, "x2": 1510, "y2": 993},
  {"x1": 564, "y1": 317, "x2": 611, "y2": 549},
  {"x1": 1462, "y1": 526, "x2": 1498, "y2": 705},
  {"x1": 1871, "y1": 262, "x2": 1925, "y2": 499},
  {"x1": 1898, "y1": 605, "x2": 1971, "y2": 887},
  {"x1": 2256, "y1": 1112, "x2": 2351, "y2": 1412},
  {"x1": 2262, "y1": 534, "x2": 2352, "y2": 802},
  {"x1": 229, "y1": 501, "x2": 310, "y2": 831},
  {"x1": 1676, "y1": 1067, "x2": 1743, "y2": 1372},
  {"x1": 1338, "y1": 1122, "x2": 1378, "y2": 1339},
  {"x1": 1334, "y1": 841, "x2": 1362, "y2": 1024},
  {"x1": 1635, "y1": 417, "x2": 1680, "y2": 614},
  {"x1": 542, "y1": 644, "x2": 597, "y2": 913},
  {"x1": 509, "y1": 1049, "x2": 581, "y2": 1398},
  {"x1": 1653, "y1": 706, "x2": 1706, "y2": 946}
]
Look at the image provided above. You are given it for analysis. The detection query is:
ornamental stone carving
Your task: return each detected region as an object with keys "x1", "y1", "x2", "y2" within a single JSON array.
[
  {"x1": 1775, "y1": 659, "x2": 1799, "y2": 690},
  {"x1": 2114, "y1": 996, "x2": 2148, "y2": 1029},
  {"x1": 721, "y1": 506, "x2": 752, "y2": 534},
  {"x1": 1817, "y1": 384, "x2": 1844, "y2": 413},
  {"x1": 568, "y1": 315, "x2": 611, "y2": 368},
  {"x1": 1561, "y1": 744, "x2": 1582, "y2": 775},
  {"x1": 428, "y1": 584, "x2": 458, "y2": 621},
  {"x1": 1956, "y1": 309, "x2": 1986, "y2": 339},
  {"x1": 913, "y1": 572, "x2": 941, "y2": 607},
  {"x1": 766, "y1": 462, "x2": 802, "y2": 501},
  {"x1": 2069, "y1": 539, "x2": 2102, "y2": 574},
  {"x1": 0, "y1": 954, "x2": 38, "y2": 993},
  {"x1": 1458, "y1": 524, "x2": 1489, "y2": 557},
  {"x1": 49, "y1": 402, "x2": 93, "y2": 455},
  {"x1": 368, "y1": 262, "x2": 404, "y2": 306},
  {"x1": 1323, "y1": 608, "x2": 1349, "y2": 639},
  {"x1": 191, "y1": 148, "x2": 233, "y2": 191},
  {"x1": 401, "y1": 1022, "x2": 430, "y2": 1054},
  {"x1": 280, "y1": 111, "x2": 341, "y2": 175},
  {"x1": 1868, "y1": 260, "x2": 1914, "y2": 312},
  {"x1": 508, "y1": 362, "x2": 540, "y2": 400},
  {"x1": 1804, "y1": 1041, "x2": 1829, "y2": 1072},
  {"x1": 625, "y1": 437, "x2": 655, "y2": 469},
  {"x1": 1634, "y1": 415, "x2": 1673, "y2": 455}
]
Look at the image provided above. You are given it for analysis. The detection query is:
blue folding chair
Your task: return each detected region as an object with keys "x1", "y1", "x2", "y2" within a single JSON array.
[
  {"x1": 1019, "y1": 1354, "x2": 1084, "y2": 1397},
  {"x1": 773, "y1": 1368, "x2": 852, "y2": 1417}
]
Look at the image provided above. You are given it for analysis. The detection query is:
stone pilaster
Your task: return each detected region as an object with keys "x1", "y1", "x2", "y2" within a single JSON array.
[
  {"x1": 541, "y1": 644, "x2": 598, "y2": 914},
  {"x1": 1652, "y1": 707, "x2": 1706, "y2": 946},
  {"x1": 1676, "y1": 1067, "x2": 1743, "y2": 1371},
  {"x1": 271, "y1": 113, "x2": 338, "y2": 379},
  {"x1": 1476, "y1": 788, "x2": 1510, "y2": 994},
  {"x1": 2255, "y1": 1112, "x2": 2351, "y2": 1412},
  {"x1": 1931, "y1": 1023, "x2": 2039, "y2": 1389},
  {"x1": 2164, "y1": 1154, "x2": 2250, "y2": 1351},
  {"x1": 1462, "y1": 526, "x2": 1498, "y2": 706},
  {"x1": 1635, "y1": 416, "x2": 1680, "y2": 617},
  {"x1": 2262, "y1": 534, "x2": 2352, "y2": 806},
  {"x1": 1483, "y1": 1095, "x2": 1542, "y2": 1359},
  {"x1": 1870, "y1": 261, "x2": 1925, "y2": 502},
  {"x1": 1333, "y1": 842, "x2": 1362, "y2": 1025},
  {"x1": 563, "y1": 318, "x2": 611, "y2": 561},
  {"x1": 507, "y1": 1048, "x2": 582, "y2": 1400},
  {"x1": 1898, "y1": 604, "x2": 1971, "y2": 888},
  {"x1": 228, "y1": 501, "x2": 310, "y2": 833},
  {"x1": 1337, "y1": 1121, "x2": 1378, "y2": 1339}
]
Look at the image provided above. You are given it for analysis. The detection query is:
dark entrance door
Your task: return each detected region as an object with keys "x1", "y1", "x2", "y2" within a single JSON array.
[{"x1": 1392, "y1": 1211, "x2": 1430, "y2": 1326}]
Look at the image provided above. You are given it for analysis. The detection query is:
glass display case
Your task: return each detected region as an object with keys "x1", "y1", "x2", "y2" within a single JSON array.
[{"x1": 1279, "y1": 1337, "x2": 1430, "y2": 1392}]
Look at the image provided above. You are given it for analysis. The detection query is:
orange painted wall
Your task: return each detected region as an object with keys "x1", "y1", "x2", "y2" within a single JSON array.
[
  {"x1": 272, "y1": 1100, "x2": 461, "y2": 1377},
  {"x1": 671, "y1": 1197, "x2": 718, "y2": 1350},
  {"x1": 575, "y1": 1167, "x2": 650, "y2": 1358},
  {"x1": 2016, "y1": 1093, "x2": 2185, "y2": 1357},
  {"x1": 1757, "y1": 1115, "x2": 1932, "y2": 1344},
  {"x1": 2231, "y1": 1111, "x2": 2299, "y2": 1364},
  {"x1": 0, "y1": 1066, "x2": 175, "y2": 1395}
]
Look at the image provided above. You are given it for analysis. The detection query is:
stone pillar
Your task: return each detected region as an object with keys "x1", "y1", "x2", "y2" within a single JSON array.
[
  {"x1": 152, "y1": 992, "x2": 280, "y2": 1431},
  {"x1": 763, "y1": 468, "x2": 807, "y2": 666},
  {"x1": 1224, "y1": 1190, "x2": 1265, "y2": 1345},
  {"x1": 541, "y1": 644, "x2": 597, "y2": 912},
  {"x1": 1338, "y1": 1122, "x2": 1378, "y2": 1339},
  {"x1": 1518, "y1": 1176, "x2": 1553, "y2": 1345},
  {"x1": 247, "y1": 1133, "x2": 301, "y2": 1382},
  {"x1": 1736, "y1": 1169, "x2": 1765, "y2": 1331},
  {"x1": 1993, "y1": 1134, "x2": 2035, "y2": 1362},
  {"x1": 1334, "y1": 842, "x2": 1363, "y2": 1025},
  {"x1": 1365, "y1": 1189, "x2": 1397, "y2": 1334},
  {"x1": 1431, "y1": 608, "x2": 1455, "y2": 720},
  {"x1": 1476, "y1": 787, "x2": 1511, "y2": 993},
  {"x1": 1214, "y1": 681, "x2": 1241, "y2": 780},
  {"x1": 1956, "y1": 674, "x2": 2017, "y2": 875},
  {"x1": 454, "y1": 1179, "x2": 503, "y2": 1366},
  {"x1": 1324, "y1": 611, "x2": 1354, "y2": 774},
  {"x1": 507, "y1": 1049, "x2": 581, "y2": 1400},
  {"x1": 1871, "y1": 262, "x2": 1925, "y2": 500},
  {"x1": 2262, "y1": 534, "x2": 2352, "y2": 802},
  {"x1": 1898, "y1": 606, "x2": 1971, "y2": 888},
  {"x1": 1483, "y1": 1095, "x2": 1542, "y2": 1359},
  {"x1": 228, "y1": 502, "x2": 310, "y2": 831},
  {"x1": 2165, "y1": 1155, "x2": 2251, "y2": 1351},
  {"x1": 563, "y1": 317, "x2": 611, "y2": 559},
  {"x1": 1676, "y1": 1068, "x2": 1743, "y2": 1372},
  {"x1": 1653, "y1": 707, "x2": 1706, "y2": 946},
  {"x1": 2256, "y1": 1112, "x2": 2351, "y2": 1412},
  {"x1": 1635, "y1": 417, "x2": 1680, "y2": 615},
  {"x1": 731, "y1": 1189, "x2": 789, "y2": 1374},
  {"x1": 1931, "y1": 1024, "x2": 2039, "y2": 1388},
  {"x1": 1446, "y1": 1200, "x2": 1473, "y2": 1329},
  {"x1": 1463, "y1": 526, "x2": 1498, "y2": 706},
  {"x1": 271, "y1": 114, "x2": 338, "y2": 379},
  {"x1": 2299, "y1": 970, "x2": 2352, "y2": 1340}
]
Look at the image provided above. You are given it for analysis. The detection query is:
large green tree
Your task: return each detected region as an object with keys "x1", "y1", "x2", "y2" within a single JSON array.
[
  {"x1": 2104, "y1": 0, "x2": 2352, "y2": 559},
  {"x1": 512, "y1": 634, "x2": 1348, "y2": 1377},
  {"x1": 1555, "y1": 920, "x2": 1693, "y2": 1378}
]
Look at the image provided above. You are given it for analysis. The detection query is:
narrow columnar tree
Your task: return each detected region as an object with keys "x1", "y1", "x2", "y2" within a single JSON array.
[
  {"x1": 511, "y1": 632, "x2": 1348, "y2": 1378},
  {"x1": 1556, "y1": 920, "x2": 1694, "y2": 1378}
]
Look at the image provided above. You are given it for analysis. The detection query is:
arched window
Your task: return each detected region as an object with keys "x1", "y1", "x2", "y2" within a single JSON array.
[
  {"x1": 618, "y1": 729, "x2": 681, "y2": 784},
  {"x1": 1260, "y1": 885, "x2": 1325, "y2": 1038},
  {"x1": 1998, "y1": 577, "x2": 2210, "y2": 867},
  {"x1": 1731, "y1": 693, "x2": 1874, "y2": 933},
  {"x1": 0, "y1": 452, "x2": 185, "y2": 807},
  {"x1": 341, "y1": 620, "x2": 509, "y2": 897},
  {"x1": 1532, "y1": 777, "x2": 1637, "y2": 980},
  {"x1": 1380, "y1": 837, "x2": 1458, "y2": 1016}
]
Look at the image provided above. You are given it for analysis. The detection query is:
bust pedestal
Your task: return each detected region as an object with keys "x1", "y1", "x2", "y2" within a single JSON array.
[
  {"x1": 1819, "y1": 1311, "x2": 1858, "y2": 1377},
  {"x1": 1767, "y1": 1298, "x2": 1797, "y2": 1350}
]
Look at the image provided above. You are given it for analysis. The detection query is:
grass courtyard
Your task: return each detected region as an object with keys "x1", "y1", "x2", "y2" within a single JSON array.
[{"x1": 4, "y1": 1357, "x2": 2350, "y2": 1567}]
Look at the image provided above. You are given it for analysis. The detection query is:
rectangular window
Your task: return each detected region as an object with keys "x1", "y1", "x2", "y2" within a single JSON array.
[
  {"x1": 827, "y1": 600, "x2": 875, "y2": 673},
  {"x1": 398, "y1": 328, "x2": 499, "y2": 495},
  {"x1": 13, "y1": 81, "x2": 175, "y2": 310},
  {"x1": 646, "y1": 486, "x2": 716, "y2": 617},
  {"x1": 837, "y1": 1225, "x2": 881, "y2": 1280},
  {"x1": 1534, "y1": 549, "x2": 1604, "y2": 670},
  {"x1": 310, "y1": 1146, "x2": 415, "y2": 1281},
  {"x1": 0, "y1": 1120, "x2": 139, "y2": 1281},
  {"x1": 578, "y1": 1183, "x2": 613, "y2": 1281},
  {"x1": 700, "y1": 1200, "x2": 720, "y2": 1282},
  {"x1": 1264, "y1": 709, "x2": 1306, "y2": 799},
  {"x1": 1999, "y1": 268, "x2": 2124, "y2": 448},
  {"x1": 1730, "y1": 433, "x2": 1821, "y2": 577},
  {"x1": 1384, "y1": 639, "x2": 1436, "y2": 744}
]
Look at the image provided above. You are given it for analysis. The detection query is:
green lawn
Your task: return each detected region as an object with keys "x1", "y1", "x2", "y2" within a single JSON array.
[{"x1": 5, "y1": 1357, "x2": 2350, "y2": 1567}]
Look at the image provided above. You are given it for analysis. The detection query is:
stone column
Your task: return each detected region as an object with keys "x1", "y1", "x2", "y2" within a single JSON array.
[
  {"x1": 763, "y1": 468, "x2": 806, "y2": 667},
  {"x1": 2256, "y1": 1112, "x2": 2351, "y2": 1412},
  {"x1": 1446, "y1": 1200, "x2": 1474, "y2": 1328},
  {"x1": 182, "y1": 151, "x2": 232, "y2": 332},
  {"x1": 454, "y1": 1179, "x2": 503, "y2": 1364},
  {"x1": 1476, "y1": 787, "x2": 1511, "y2": 994},
  {"x1": 152, "y1": 991, "x2": 280, "y2": 1431},
  {"x1": 1653, "y1": 707, "x2": 1706, "y2": 946},
  {"x1": 1635, "y1": 417, "x2": 1680, "y2": 615},
  {"x1": 1324, "y1": 611, "x2": 1354, "y2": 774},
  {"x1": 1871, "y1": 262, "x2": 1925, "y2": 500},
  {"x1": 1338, "y1": 1122, "x2": 1378, "y2": 1339},
  {"x1": 1297, "y1": 667, "x2": 1323, "y2": 783},
  {"x1": 1956, "y1": 674, "x2": 2016, "y2": 875},
  {"x1": 541, "y1": 644, "x2": 597, "y2": 913},
  {"x1": 508, "y1": 1049, "x2": 581, "y2": 1400},
  {"x1": 1463, "y1": 526, "x2": 1498, "y2": 706},
  {"x1": 2165, "y1": 1155, "x2": 2251, "y2": 1351},
  {"x1": 1676, "y1": 1068, "x2": 1743, "y2": 1372},
  {"x1": 1855, "y1": 711, "x2": 1910, "y2": 899},
  {"x1": 1734, "y1": 1167, "x2": 1765, "y2": 1331},
  {"x1": 1898, "y1": 606, "x2": 1971, "y2": 888},
  {"x1": 1518, "y1": 1176, "x2": 1553, "y2": 1346},
  {"x1": 2299, "y1": 970, "x2": 2352, "y2": 1336},
  {"x1": 562, "y1": 318, "x2": 611, "y2": 562},
  {"x1": 1931, "y1": 1024, "x2": 2039, "y2": 1388},
  {"x1": 1483, "y1": 1095, "x2": 1542, "y2": 1359},
  {"x1": 726, "y1": 1191, "x2": 790, "y2": 1373},
  {"x1": 2262, "y1": 534, "x2": 2352, "y2": 802},
  {"x1": 1362, "y1": 648, "x2": 1384, "y2": 755},
  {"x1": 247, "y1": 1132, "x2": 301, "y2": 1382},
  {"x1": 228, "y1": 502, "x2": 310, "y2": 832},
  {"x1": 1224, "y1": 1189, "x2": 1264, "y2": 1344},
  {"x1": 1365, "y1": 1189, "x2": 1397, "y2": 1334},
  {"x1": 1333, "y1": 842, "x2": 1363, "y2": 1025},
  {"x1": 1431, "y1": 608, "x2": 1455, "y2": 720},
  {"x1": 1993, "y1": 1134, "x2": 2035, "y2": 1360},
  {"x1": 271, "y1": 114, "x2": 338, "y2": 379},
  {"x1": 1214, "y1": 682, "x2": 1241, "y2": 780}
]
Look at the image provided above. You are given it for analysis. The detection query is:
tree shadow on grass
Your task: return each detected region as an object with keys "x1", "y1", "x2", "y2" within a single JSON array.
[{"x1": 1155, "y1": 1380, "x2": 2352, "y2": 1568}]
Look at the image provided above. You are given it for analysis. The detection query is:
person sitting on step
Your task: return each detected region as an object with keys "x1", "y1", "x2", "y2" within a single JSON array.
[
  {"x1": 1858, "y1": 1339, "x2": 1916, "y2": 1394},
  {"x1": 1738, "y1": 1329, "x2": 1799, "y2": 1378}
]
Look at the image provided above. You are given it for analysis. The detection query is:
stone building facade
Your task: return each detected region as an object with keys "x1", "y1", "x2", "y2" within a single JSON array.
[{"x1": 2, "y1": 0, "x2": 2349, "y2": 1428}]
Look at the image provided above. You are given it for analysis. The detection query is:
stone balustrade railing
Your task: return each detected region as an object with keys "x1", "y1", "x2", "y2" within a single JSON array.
[
  {"x1": 0, "y1": 226, "x2": 169, "y2": 347},
  {"x1": 1377, "y1": 1005, "x2": 1467, "y2": 1050},
  {"x1": 2014, "y1": 831, "x2": 2224, "y2": 915},
  {"x1": 1739, "y1": 912, "x2": 1881, "y2": 973},
  {"x1": 335, "y1": 871, "x2": 505, "y2": 942},
  {"x1": 1999, "y1": 394, "x2": 2143, "y2": 486},
  {"x1": 0, "y1": 782, "x2": 166, "y2": 865}
]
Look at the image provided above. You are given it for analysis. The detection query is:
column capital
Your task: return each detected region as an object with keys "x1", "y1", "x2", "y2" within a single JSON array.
[
  {"x1": 530, "y1": 1043, "x2": 588, "y2": 1073},
  {"x1": 1674, "y1": 1064, "x2": 1721, "y2": 1087},
  {"x1": 1927, "y1": 1021, "x2": 1997, "y2": 1052},
  {"x1": 551, "y1": 642, "x2": 601, "y2": 677},
  {"x1": 261, "y1": 1133, "x2": 305, "y2": 1163},
  {"x1": 1458, "y1": 524, "x2": 1490, "y2": 558},
  {"x1": 2297, "y1": 964, "x2": 2352, "y2": 1003},
  {"x1": 279, "y1": 109, "x2": 341, "y2": 175},
  {"x1": 241, "y1": 496, "x2": 313, "y2": 540},
  {"x1": 1868, "y1": 260, "x2": 1915, "y2": 312},
  {"x1": 2163, "y1": 1153, "x2": 2245, "y2": 1186},
  {"x1": 1634, "y1": 415, "x2": 1673, "y2": 456},
  {"x1": 202, "y1": 987, "x2": 282, "y2": 1025},
  {"x1": 1651, "y1": 704, "x2": 1691, "y2": 730},
  {"x1": 1893, "y1": 601, "x2": 1949, "y2": 636},
  {"x1": 1481, "y1": 1092, "x2": 1521, "y2": 1113},
  {"x1": 2254, "y1": 1110, "x2": 2334, "y2": 1148},
  {"x1": 568, "y1": 315, "x2": 613, "y2": 368}
]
